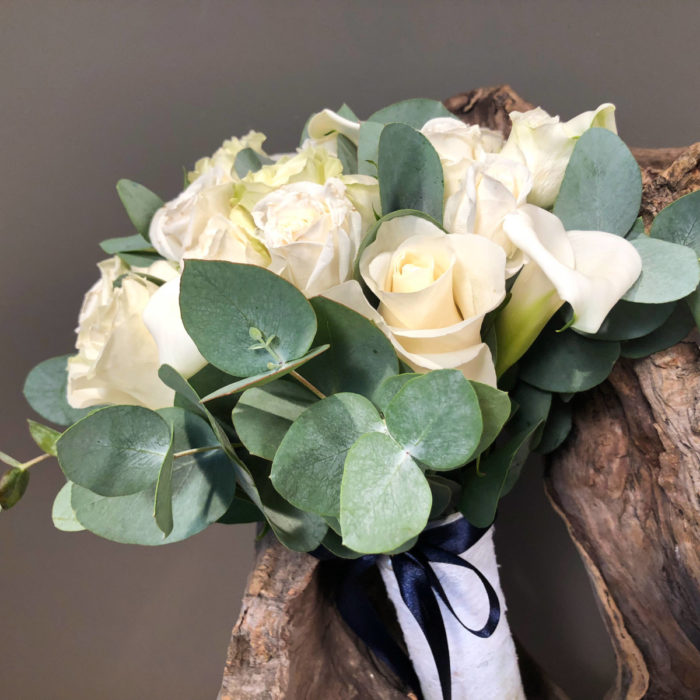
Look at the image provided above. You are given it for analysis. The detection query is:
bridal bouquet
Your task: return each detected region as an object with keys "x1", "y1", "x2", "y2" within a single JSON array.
[{"x1": 3, "y1": 97, "x2": 699, "y2": 700}]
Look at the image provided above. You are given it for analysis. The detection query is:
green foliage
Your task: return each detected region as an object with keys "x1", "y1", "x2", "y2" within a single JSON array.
[
  {"x1": 27, "y1": 420, "x2": 61, "y2": 457},
  {"x1": 234, "y1": 148, "x2": 274, "y2": 178},
  {"x1": 23, "y1": 355, "x2": 95, "y2": 427},
  {"x1": 100, "y1": 233, "x2": 152, "y2": 255},
  {"x1": 201, "y1": 345, "x2": 329, "y2": 402},
  {"x1": 116, "y1": 179, "x2": 164, "y2": 241},
  {"x1": 217, "y1": 495, "x2": 264, "y2": 524},
  {"x1": 301, "y1": 297, "x2": 398, "y2": 399},
  {"x1": 69, "y1": 408, "x2": 235, "y2": 545},
  {"x1": 372, "y1": 373, "x2": 419, "y2": 413},
  {"x1": 384, "y1": 370, "x2": 482, "y2": 470},
  {"x1": 0, "y1": 467, "x2": 29, "y2": 510},
  {"x1": 57, "y1": 405, "x2": 173, "y2": 497},
  {"x1": 271, "y1": 393, "x2": 383, "y2": 517},
  {"x1": 378, "y1": 123, "x2": 444, "y2": 222},
  {"x1": 0, "y1": 451, "x2": 22, "y2": 468},
  {"x1": 368, "y1": 98, "x2": 456, "y2": 128},
  {"x1": 357, "y1": 120, "x2": 384, "y2": 176},
  {"x1": 509, "y1": 382, "x2": 551, "y2": 448},
  {"x1": 535, "y1": 397, "x2": 573, "y2": 455},
  {"x1": 180, "y1": 261, "x2": 317, "y2": 377},
  {"x1": 51, "y1": 482, "x2": 84, "y2": 532},
  {"x1": 650, "y1": 190, "x2": 700, "y2": 254},
  {"x1": 621, "y1": 303, "x2": 695, "y2": 358},
  {"x1": 519, "y1": 322, "x2": 620, "y2": 393},
  {"x1": 340, "y1": 432, "x2": 431, "y2": 553},
  {"x1": 233, "y1": 380, "x2": 316, "y2": 461},
  {"x1": 586, "y1": 300, "x2": 675, "y2": 341},
  {"x1": 471, "y1": 381, "x2": 511, "y2": 457},
  {"x1": 336, "y1": 133, "x2": 358, "y2": 175},
  {"x1": 553, "y1": 128, "x2": 642, "y2": 236},
  {"x1": 623, "y1": 237, "x2": 700, "y2": 304},
  {"x1": 626, "y1": 217, "x2": 645, "y2": 239},
  {"x1": 460, "y1": 422, "x2": 543, "y2": 528}
]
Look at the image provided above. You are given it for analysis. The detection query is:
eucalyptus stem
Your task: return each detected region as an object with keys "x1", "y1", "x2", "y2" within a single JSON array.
[
  {"x1": 173, "y1": 445, "x2": 223, "y2": 459},
  {"x1": 22, "y1": 453, "x2": 52, "y2": 470},
  {"x1": 289, "y1": 370, "x2": 326, "y2": 400}
]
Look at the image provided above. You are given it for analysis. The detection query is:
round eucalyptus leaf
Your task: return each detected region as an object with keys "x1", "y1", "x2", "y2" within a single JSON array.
[
  {"x1": 650, "y1": 190, "x2": 700, "y2": 254},
  {"x1": 372, "y1": 373, "x2": 419, "y2": 413},
  {"x1": 339, "y1": 432, "x2": 431, "y2": 554},
  {"x1": 378, "y1": 123, "x2": 444, "y2": 222},
  {"x1": 357, "y1": 120, "x2": 384, "y2": 176},
  {"x1": 519, "y1": 325, "x2": 620, "y2": 394},
  {"x1": 582, "y1": 299, "x2": 675, "y2": 341},
  {"x1": 535, "y1": 399, "x2": 573, "y2": 455},
  {"x1": 621, "y1": 302, "x2": 695, "y2": 359},
  {"x1": 384, "y1": 370, "x2": 482, "y2": 470},
  {"x1": 553, "y1": 128, "x2": 642, "y2": 236},
  {"x1": 23, "y1": 355, "x2": 95, "y2": 427},
  {"x1": 470, "y1": 381, "x2": 511, "y2": 456},
  {"x1": 71, "y1": 409, "x2": 236, "y2": 546},
  {"x1": 623, "y1": 237, "x2": 700, "y2": 304},
  {"x1": 52, "y1": 482, "x2": 84, "y2": 532},
  {"x1": 233, "y1": 379, "x2": 316, "y2": 461},
  {"x1": 271, "y1": 393, "x2": 383, "y2": 517},
  {"x1": 57, "y1": 405, "x2": 172, "y2": 497},
  {"x1": 301, "y1": 297, "x2": 398, "y2": 399},
  {"x1": 368, "y1": 98, "x2": 457, "y2": 128},
  {"x1": 180, "y1": 261, "x2": 317, "y2": 377}
]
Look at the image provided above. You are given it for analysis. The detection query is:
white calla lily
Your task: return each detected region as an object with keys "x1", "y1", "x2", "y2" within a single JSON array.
[
  {"x1": 142, "y1": 276, "x2": 207, "y2": 379},
  {"x1": 495, "y1": 205, "x2": 642, "y2": 374},
  {"x1": 307, "y1": 108, "x2": 361, "y2": 145},
  {"x1": 501, "y1": 103, "x2": 617, "y2": 208}
]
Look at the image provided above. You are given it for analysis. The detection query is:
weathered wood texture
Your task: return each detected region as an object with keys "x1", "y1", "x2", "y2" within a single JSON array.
[{"x1": 220, "y1": 85, "x2": 699, "y2": 699}]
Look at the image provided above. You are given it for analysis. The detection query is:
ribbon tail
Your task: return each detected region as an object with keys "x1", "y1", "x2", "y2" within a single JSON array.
[{"x1": 393, "y1": 553, "x2": 453, "y2": 700}]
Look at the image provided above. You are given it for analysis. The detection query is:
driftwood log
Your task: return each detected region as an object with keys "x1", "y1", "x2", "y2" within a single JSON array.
[{"x1": 219, "y1": 86, "x2": 700, "y2": 699}]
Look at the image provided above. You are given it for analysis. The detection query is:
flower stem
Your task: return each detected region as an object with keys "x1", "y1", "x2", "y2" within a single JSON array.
[
  {"x1": 22, "y1": 453, "x2": 52, "y2": 470},
  {"x1": 289, "y1": 371, "x2": 326, "y2": 400}
]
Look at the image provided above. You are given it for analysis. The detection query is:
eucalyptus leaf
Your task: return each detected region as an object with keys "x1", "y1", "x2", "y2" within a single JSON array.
[
  {"x1": 535, "y1": 398, "x2": 573, "y2": 455},
  {"x1": 116, "y1": 179, "x2": 164, "y2": 240},
  {"x1": 519, "y1": 323, "x2": 620, "y2": 393},
  {"x1": 339, "y1": 432, "x2": 431, "y2": 553},
  {"x1": 201, "y1": 345, "x2": 328, "y2": 402},
  {"x1": 378, "y1": 123, "x2": 444, "y2": 222},
  {"x1": 337, "y1": 133, "x2": 358, "y2": 175},
  {"x1": 153, "y1": 437, "x2": 175, "y2": 536},
  {"x1": 337, "y1": 103, "x2": 359, "y2": 121},
  {"x1": 300, "y1": 297, "x2": 398, "y2": 398},
  {"x1": 180, "y1": 261, "x2": 317, "y2": 376},
  {"x1": 0, "y1": 451, "x2": 22, "y2": 468},
  {"x1": 23, "y1": 355, "x2": 95, "y2": 427},
  {"x1": 429, "y1": 476, "x2": 454, "y2": 519},
  {"x1": 57, "y1": 405, "x2": 172, "y2": 497},
  {"x1": 471, "y1": 381, "x2": 511, "y2": 456},
  {"x1": 622, "y1": 237, "x2": 700, "y2": 304},
  {"x1": 321, "y1": 527, "x2": 364, "y2": 559},
  {"x1": 52, "y1": 482, "x2": 84, "y2": 532},
  {"x1": 650, "y1": 190, "x2": 700, "y2": 254},
  {"x1": 71, "y1": 408, "x2": 235, "y2": 545},
  {"x1": 271, "y1": 393, "x2": 383, "y2": 517},
  {"x1": 27, "y1": 419, "x2": 61, "y2": 457},
  {"x1": 626, "y1": 217, "x2": 645, "y2": 239},
  {"x1": 460, "y1": 423, "x2": 542, "y2": 528},
  {"x1": 357, "y1": 120, "x2": 384, "y2": 176},
  {"x1": 232, "y1": 380, "x2": 316, "y2": 460},
  {"x1": 621, "y1": 302, "x2": 694, "y2": 359},
  {"x1": 100, "y1": 233, "x2": 152, "y2": 255},
  {"x1": 583, "y1": 299, "x2": 675, "y2": 341},
  {"x1": 217, "y1": 495, "x2": 264, "y2": 524},
  {"x1": 0, "y1": 467, "x2": 29, "y2": 510},
  {"x1": 553, "y1": 128, "x2": 642, "y2": 236},
  {"x1": 384, "y1": 370, "x2": 482, "y2": 470},
  {"x1": 117, "y1": 251, "x2": 163, "y2": 268},
  {"x1": 234, "y1": 148, "x2": 274, "y2": 178},
  {"x1": 372, "y1": 373, "x2": 419, "y2": 413},
  {"x1": 368, "y1": 98, "x2": 456, "y2": 128},
  {"x1": 509, "y1": 382, "x2": 552, "y2": 448}
]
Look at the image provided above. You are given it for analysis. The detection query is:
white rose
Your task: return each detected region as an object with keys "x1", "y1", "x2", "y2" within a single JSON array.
[
  {"x1": 188, "y1": 130, "x2": 267, "y2": 182},
  {"x1": 500, "y1": 103, "x2": 617, "y2": 208},
  {"x1": 421, "y1": 118, "x2": 504, "y2": 199},
  {"x1": 67, "y1": 257, "x2": 183, "y2": 410},
  {"x1": 149, "y1": 167, "x2": 267, "y2": 267},
  {"x1": 495, "y1": 204, "x2": 642, "y2": 374},
  {"x1": 251, "y1": 178, "x2": 364, "y2": 297},
  {"x1": 444, "y1": 155, "x2": 533, "y2": 275},
  {"x1": 326, "y1": 215, "x2": 507, "y2": 386}
]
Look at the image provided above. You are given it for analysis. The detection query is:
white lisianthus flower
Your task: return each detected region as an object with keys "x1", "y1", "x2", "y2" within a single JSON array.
[
  {"x1": 500, "y1": 103, "x2": 617, "y2": 208},
  {"x1": 325, "y1": 215, "x2": 507, "y2": 386},
  {"x1": 420, "y1": 118, "x2": 504, "y2": 199},
  {"x1": 444, "y1": 155, "x2": 533, "y2": 275},
  {"x1": 251, "y1": 178, "x2": 364, "y2": 296},
  {"x1": 188, "y1": 130, "x2": 267, "y2": 182},
  {"x1": 495, "y1": 204, "x2": 642, "y2": 374},
  {"x1": 67, "y1": 257, "x2": 182, "y2": 410},
  {"x1": 305, "y1": 108, "x2": 361, "y2": 156}
]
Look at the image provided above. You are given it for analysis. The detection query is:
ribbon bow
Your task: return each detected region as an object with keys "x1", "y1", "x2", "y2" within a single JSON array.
[{"x1": 313, "y1": 516, "x2": 501, "y2": 700}]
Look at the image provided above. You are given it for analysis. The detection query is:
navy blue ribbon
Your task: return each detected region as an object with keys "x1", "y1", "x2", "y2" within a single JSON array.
[{"x1": 313, "y1": 517, "x2": 500, "y2": 700}]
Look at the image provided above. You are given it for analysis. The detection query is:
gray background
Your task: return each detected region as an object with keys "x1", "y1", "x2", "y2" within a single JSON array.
[{"x1": 1, "y1": 1, "x2": 698, "y2": 698}]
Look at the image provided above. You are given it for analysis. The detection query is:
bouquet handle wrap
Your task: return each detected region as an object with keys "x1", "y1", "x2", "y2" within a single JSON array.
[{"x1": 379, "y1": 519, "x2": 525, "y2": 700}]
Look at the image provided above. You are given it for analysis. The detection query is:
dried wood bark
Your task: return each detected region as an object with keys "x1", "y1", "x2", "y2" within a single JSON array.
[
  {"x1": 220, "y1": 85, "x2": 699, "y2": 699},
  {"x1": 546, "y1": 152, "x2": 700, "y2": 697}
]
